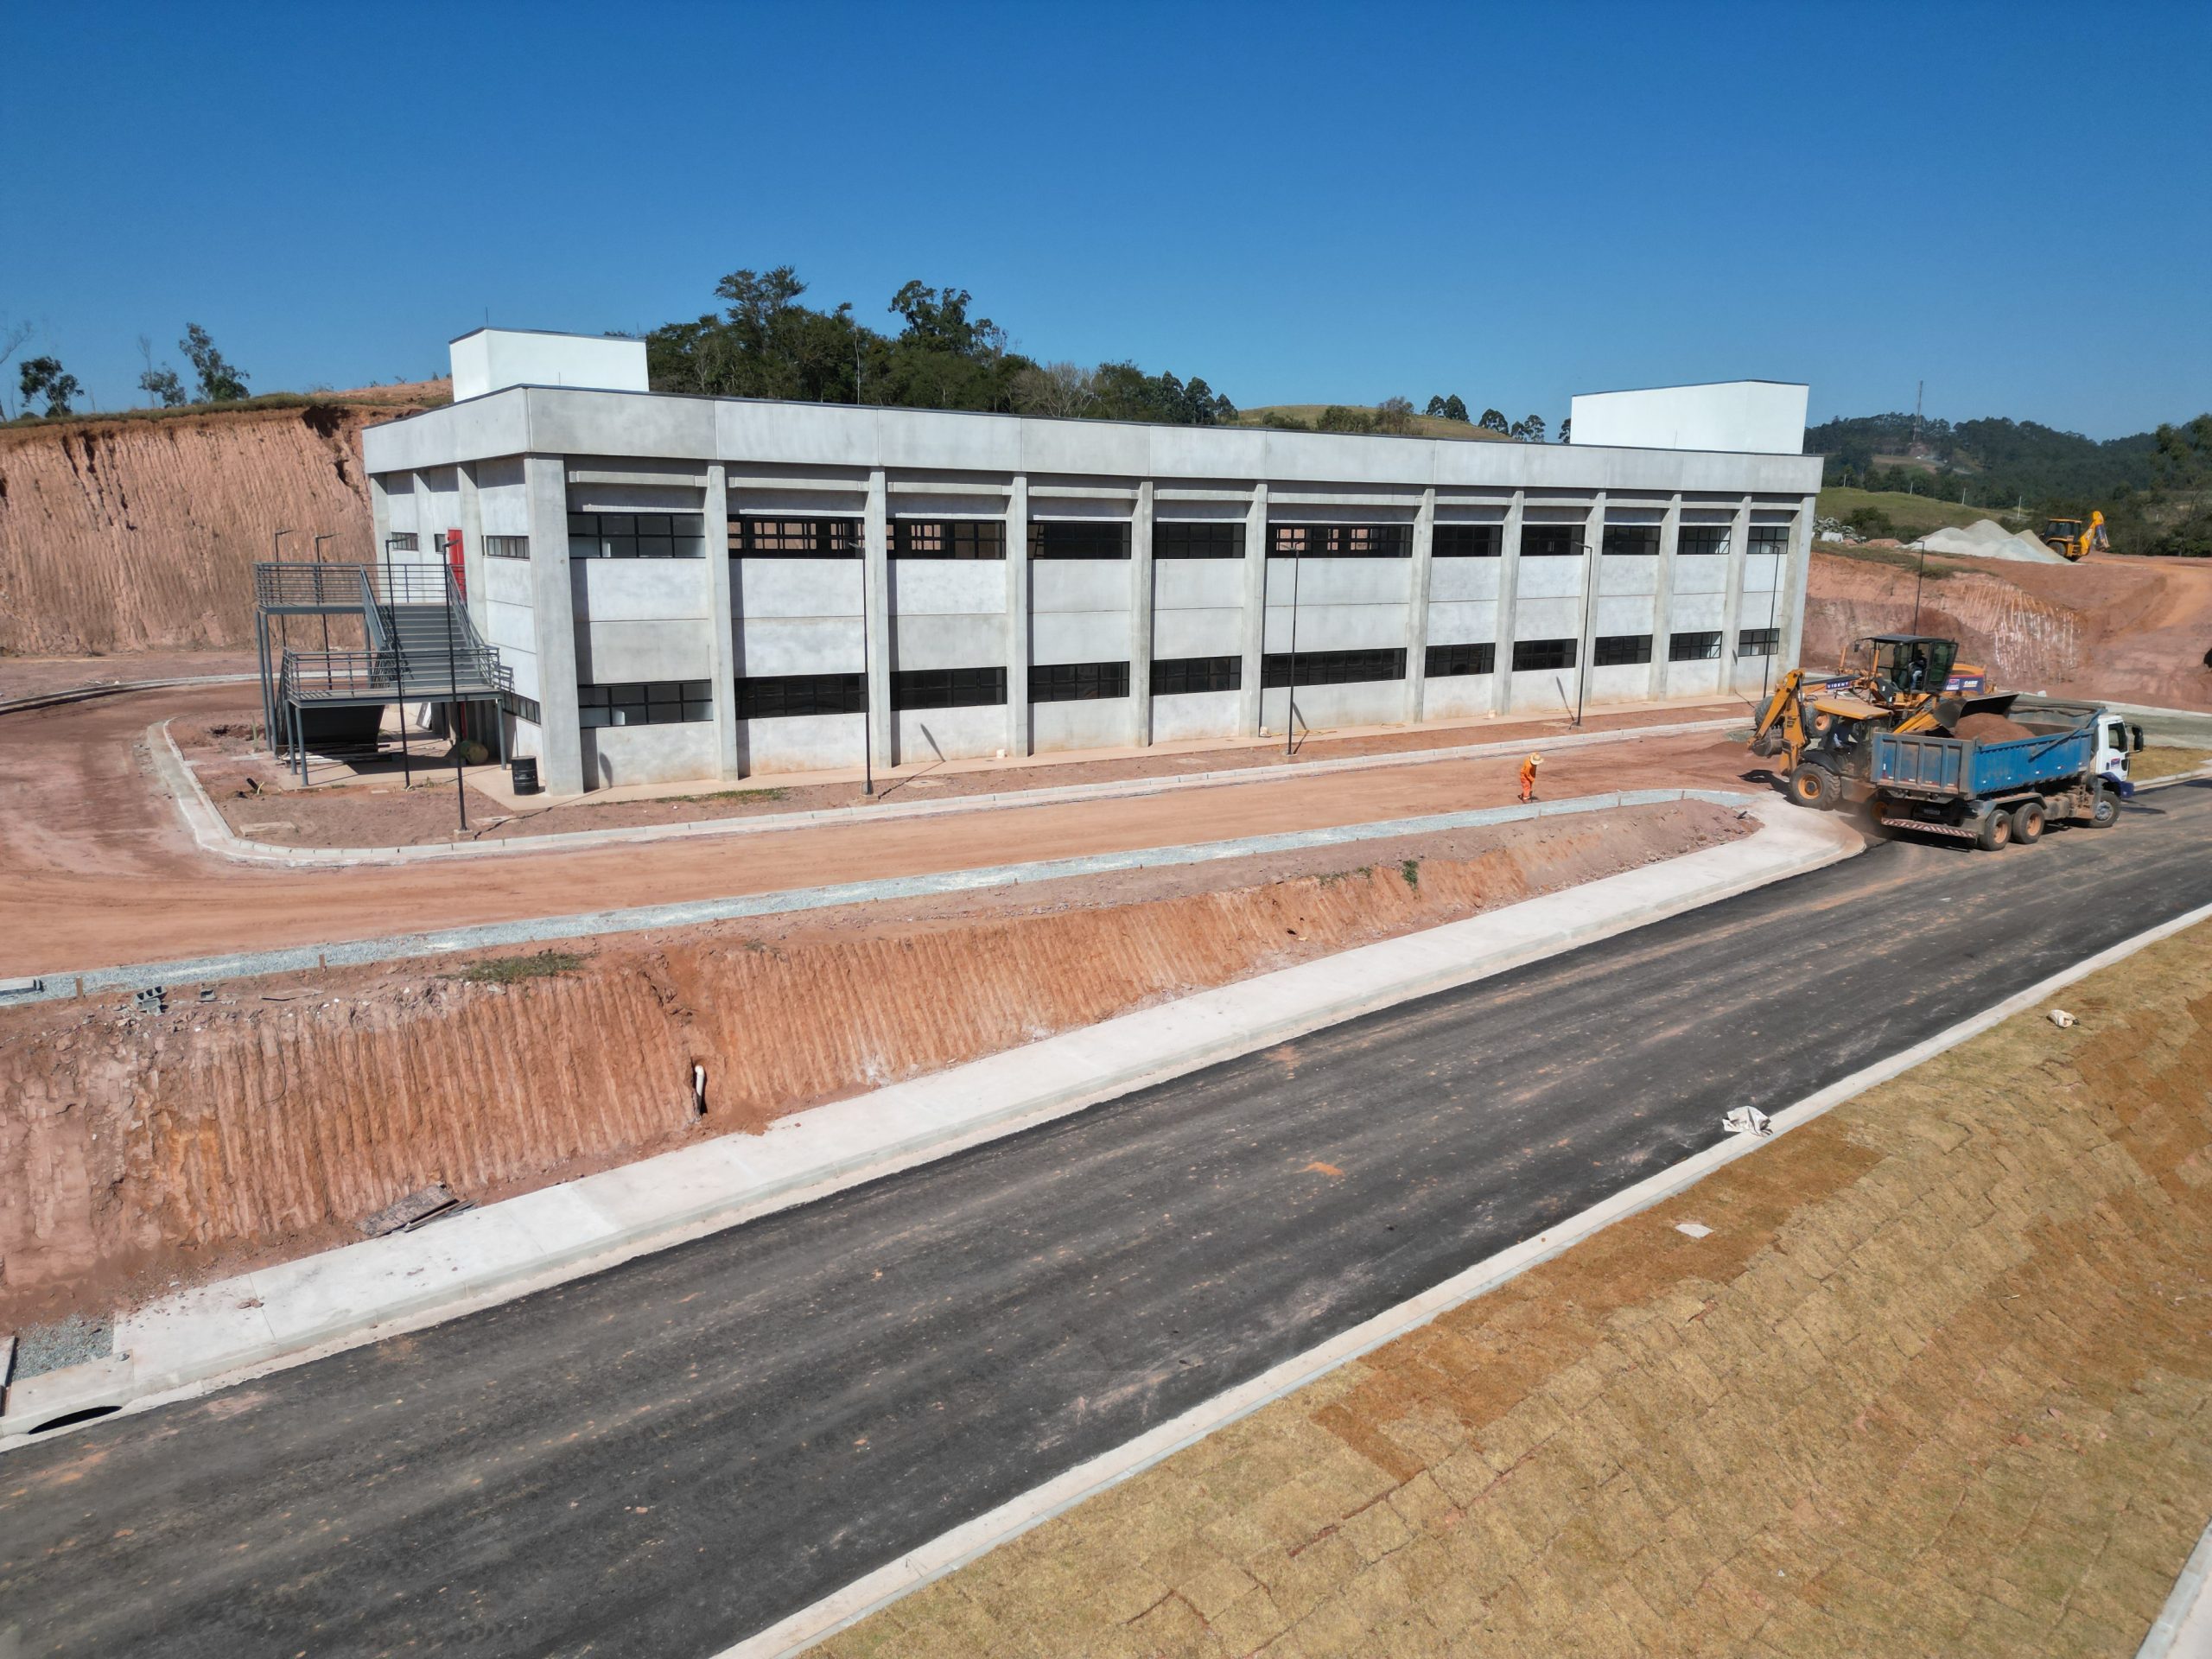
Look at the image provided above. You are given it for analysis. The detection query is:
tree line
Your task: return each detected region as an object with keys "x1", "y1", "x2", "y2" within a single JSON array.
[
  {"x1": 646, "y1": 267, "x2": 1236, "y2": 426},
  {"x1": 3, "y1": 321, "x2": 249, "y2": 420},
  {"x1": 1808, "y1": 409, "x2": 2212, "y2": 556}
]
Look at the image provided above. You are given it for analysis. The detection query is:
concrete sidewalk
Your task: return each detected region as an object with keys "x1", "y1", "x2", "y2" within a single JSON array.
[
  {"x1": 156, "y1": 712, "x2": 1745, "y2": 868},
  {"x1": 1, "y1": 794, "x2": 1857, "y2": 1441}
]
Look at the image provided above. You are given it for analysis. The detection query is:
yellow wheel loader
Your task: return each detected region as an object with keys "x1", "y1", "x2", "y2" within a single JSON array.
[
  {"x1": 2042, "y1": 510, "x2": 2107, "y2": 561},
  {"x1": 1748, "y1": 633, "x2": 2013, "y2": 810}
]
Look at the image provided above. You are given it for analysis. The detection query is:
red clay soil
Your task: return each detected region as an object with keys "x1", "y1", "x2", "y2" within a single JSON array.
[
  {"x1": 1806, "y1": 548, "x2": 2212, "y2": 709},
  {"x1": 177, "y1": 696, "x2": 1749, "y2": 849},
  {"x1": 1, "y1": 686, "x2": 1770, "y2": 976},
  {"x1": 0, "y1": 799, "x2": 1746, "y2": 1328},
  {"x1": 0, "y1": 649, "x2": 257, "y2": 703},
  {"x1": 0, "y1": 401, "x2": 422, "y2": 656}
]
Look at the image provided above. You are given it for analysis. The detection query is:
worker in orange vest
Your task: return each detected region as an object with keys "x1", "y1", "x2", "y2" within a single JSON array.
[{"x1": 1518, "y1": 752, "x2": 1543, "y2": 803}]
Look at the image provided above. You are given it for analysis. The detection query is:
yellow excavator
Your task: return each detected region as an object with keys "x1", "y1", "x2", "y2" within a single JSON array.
[
  {"x1": 1749, "y1": 633, "x2": 2012, "y2": 810},
  {"x1": 2042, "y1": 510, "x2": 2107, "y2": 562}
]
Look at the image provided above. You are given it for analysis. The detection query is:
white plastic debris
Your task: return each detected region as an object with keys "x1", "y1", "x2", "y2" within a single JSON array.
[
  {"x1": 1675, "y1": 1221, "x2": 1714, "y2": 1239},
  {"x1": 2048, "y1": 1009, "x2": 2076, "y2": 1029},
  {"x1": 1721, "y1": 1106, "x2": 1774, "y2": 1138}
]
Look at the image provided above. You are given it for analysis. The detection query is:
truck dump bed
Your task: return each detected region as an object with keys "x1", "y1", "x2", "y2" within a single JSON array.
[{"x1": 1872, "y1": 723, "x2": 2094, "y2": 798}]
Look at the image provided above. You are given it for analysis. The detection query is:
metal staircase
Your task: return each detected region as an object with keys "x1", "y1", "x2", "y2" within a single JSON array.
[{"x1": 256, "y1": 559, "x2": 511, "y2": 779}]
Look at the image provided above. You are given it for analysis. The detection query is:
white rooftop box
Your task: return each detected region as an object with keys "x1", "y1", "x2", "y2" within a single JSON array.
[
  {"x1": 1569, "y1": 380, "x2": 1808, "y2": 454},
  {"x1": 449, "y1": 327, "x2": 649, "y2": 402}
]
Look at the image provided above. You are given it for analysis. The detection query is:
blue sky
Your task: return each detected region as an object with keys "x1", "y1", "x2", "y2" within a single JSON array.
[{"x1": 7, "y1": 1, "x2": 2207, "y2": 437}]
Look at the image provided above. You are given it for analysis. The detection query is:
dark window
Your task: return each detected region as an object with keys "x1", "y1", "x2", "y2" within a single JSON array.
[
  {"x1": 568, "y1": 512, "x2": 709, "y2": 560},
  {"x1": 1593, "y1": 633, "x2": 1653, "y2": 666},
  {"x1": 1738, "y1": 626, "x2": 1781, "y2": 658},
  {"x1": 1519, "y1": 524, "x2": 1584, "y2": 557},
  {"x1": 1029, "y1": 660, "x2": 1130, "y2": 702},
  {"x1": 1512, "y1": 638, "x2": 1578, "y2": 671},
  {"x1": 731, "y1": 517, "x2": 861, "y2": 557},
  {"x1": 735, "y1": 672, "x2": 868, "y2": 719},
  {"x1": 1154, "y1": 522, "x2": 1246, "y2": 559},
  {"x1": 893, "y1": 519, "x2": 1005, "y2": 559},
  {"x1": 1669, "y1": 631, "x2": 1723, "y2": 662},
  {"x1": 577, "y1": 679, "x2": 714, "y2": 727},
  {"x1": 890, "y1": 665, "x2": 1007, "y2": 709},
  {"x1": 1601, "y1": 524, "x2": 1661, "y2": 556},
  {"x1": 1261, "y1": 648, "x2": 1407, "y2": 688},
  {"x1": 499, "y1": 689, "x2": 542, "y2": 724},
  {"x1": 1268, "y1": 524, "x2": 1412, "y2": 558},
  {"x1": 1432, "y1": 524, "x2": 1501, "y2": 557},
  {"x1": 1151, "y1": 654, "x2": 1243, "y2": 695},
  {"x1": 1028, "y1": 521, "x2": 1130, "y2": 560},
  {"x1": 485, "y1": 535, "x2": 530, "y2": 561},
  {"x1": 385, "y1": 532, "x2": 420, "y2": 552},
  {"x1": 1748, "y1": 525, "x2": 1791, "y2": 555},
  {"x1": 1678, "y1": 526, "x2": 1730, "y2": 556},
  {"x1": 1425, "y1": 642, "x2": 1495, "y2": 677}
]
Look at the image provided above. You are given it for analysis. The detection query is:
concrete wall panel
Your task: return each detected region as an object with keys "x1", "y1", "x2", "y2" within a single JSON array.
[
  {"x1": 1149, "y1": 690, "x2": 1241, "y2": 743},
  {"x1": 1262, "y1": 603, "x2": 1408, "y2": 653},
  {"x1": 887, "y1": 562, "x2": 1007, "y2": 616},
  {"x1": 1033, "y1": 697, "x2": 1135, "y2": 753},
  {"x1": 1593, "y1": 595, "x2": 1657, "y2": 636},
  {"x1": 581, "y1": 721, "x2": 720, "y2": 788},
  {"x1": 1031, "y1": 610, "x2": 1133, "y2": 665},
  {"x1": 891, "y1": 613, "x2": 1008, "y2": 670},
  {"x1": 1151, "y1": 609, "x2": 1244, "y2": 659},
  {"x1": 897, "y1": 705, "x2": 1008, "y2": 764},
  {"x1": 1425, "y1": 601, "x2": 1499, "y2": 645},
  {"x1": 575, "y1": 620, "x2": 715, "y2": 684},
  {"x1": 572, "y1": 560, "x2": 712, "y2": 623},
  {"x1": 1428, "y1": 560, "x2": 1503, "y2": 603},
  {"x1": 1032, "y1": 560, "x2": 1134, "y2": 613},
  {"x1": 1674, "y1": 553, "x2": 1729, "y2": 594},
  {"x1": 1597, "y1": 554, "x2": 1659, "y2": 597},
  {"x1": 1668, "y1": 593, "x2": 1726, "y2": 630},
  {"x1": 1154, "y1": 561, "x2": 1248, "y2": 610},
  {"x1": 1514, "y1": 559, "x2": 1589, "y2": 601},
  {"x1": 1422, "y1": 674, "x2": 1492, "y2": 719},
  {"x1": 1513, "y1": 597, "x2": 1584, "y2": 640},
  {"x1": 736, "y1": 617, "x2": 866, "y2": 677},
  {"x1": 737, "y1": 560, "x2": 863, "y2": 619},
  {"x1": 741, "y1": 712, "x2": 865, "y2": 775},
  {"x1": 1261, "y1": 680, "x2": 1405, "y2": 732}
]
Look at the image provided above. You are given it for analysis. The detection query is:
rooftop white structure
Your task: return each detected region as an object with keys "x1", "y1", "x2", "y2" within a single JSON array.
[
  {"x1": 1568, "y1": 381, "x2": 1809, "y2": 454},
  {"x1": 448, "y1": 327, "x2": 649, "y2": 403},
  {"x1": 359, "y1": 334, "x2": 1822, "y2": 798}
]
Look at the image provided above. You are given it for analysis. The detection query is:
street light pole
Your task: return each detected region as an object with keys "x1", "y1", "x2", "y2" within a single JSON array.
[
  {"x1": 444, "y1": 564, "x2": 467, "y2": 832},
  {"x1": 1283, "y1": 535, "x2": 1302, "y2": 757},
  {"x1": 312, "y1": 531, "x2": 333, "y2": 653},
  {"x1": 1572, "y1": 539, "x2": 1594, "y2": 728},
  {"x1": 384, "y1": 535, "x2": 412, "y2": 788}
]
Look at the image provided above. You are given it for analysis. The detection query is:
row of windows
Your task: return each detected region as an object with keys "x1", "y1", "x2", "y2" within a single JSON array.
[
  {"x1": 569, "y1": 513, "x2": 709, "y2": 560},
  {"x1": 651, "y1": 627, "x2": 1792, "y2": 728},
  {"x1": 709, "y1": 514, "x2": 1794, "y2": 563},
  {"x1": 578, "y1": 680, "x2": 714, "y2": 727},
  {"x1": 485, "y1": 535, "x2": 530, "y2": 561}
]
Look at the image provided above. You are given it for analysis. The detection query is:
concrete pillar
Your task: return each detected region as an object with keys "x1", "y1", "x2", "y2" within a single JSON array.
[
  {"x1": 704, "y1": 463, "x2": 740, "y2": 779},
  {"x1": 1648, "y1": 493, "x2": 1681, "y2": 702},
  {"x1": 457, "y1": 463, "x2": 487, "y2": 631},
  {"x1": 1573, "y1": 493, "x2": 1608, "y2": 718},
  {"x1": 1404, "y1": 486, "x2": 1436, "y2": 724},
  {"x1": 1492, "y1": 489, "x2": 1524, "y2": 715},
  {"x1": 522, "y1": 454, "x2": 584, "y2": 795},
  {"x1": 1237, "y1": 482, "x2": 1268, "y2": 735},
  {"x1": 368, "y1": 472, "x2": 392, "y2": 556},
  {"x1": 865, "y1": 468, "x2": 893, "y2": 768},
  {"x1": 1129, "y1": 480, "x2": 1155, "y2": 746},
  {"x1": 1778, "y1": 493, "x2": 1817, "y2": 677},
  {"x1": 1719, "y1": 496, "x2": 1752, "y2": 702},
  {"x1": 1006, "y1": 474, "x2": 1032, "y2": 757}
]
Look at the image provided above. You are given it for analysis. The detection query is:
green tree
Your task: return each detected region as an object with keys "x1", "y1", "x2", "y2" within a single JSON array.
[
  {"x1": 1375, "y1": 396, "x2": 1415, "y2": 435},
  {"x1": 181, "y1": 323, "x2": 249, "y2": 402},
  {"x1": 1557, "y1": 417, "x2": 1572, "y2": 443},
  {"x1": 18, "y1": 355, "x2": 81, "y2": 416},
  {"x1": 1478, "y1": 407, "x2": 1509, "y2": 434},
  {"x1": 1440, "y1": 394, "x2": 1469, "y2": 423},
  {"x1": 1510, "y1": 413, "x2": 1547, "y2": 442},
  {"x1": 1318, "y1": 404, "x2": 1376, "y2": 434}
]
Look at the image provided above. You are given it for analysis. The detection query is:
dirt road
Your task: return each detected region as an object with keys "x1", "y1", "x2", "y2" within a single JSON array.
[{"x1": 0, "y1": 687, "x2": 1762, "y2": 976}]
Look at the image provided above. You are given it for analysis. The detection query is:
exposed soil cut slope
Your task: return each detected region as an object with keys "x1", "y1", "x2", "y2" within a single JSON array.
[
  {"x1": 0, "y1": 400, "x2": 423, "y2": 656},
  {"x1": 1806, "y1": 548, "x2": 2212, "y2": 709},
  {"x1": 0, "y1": 799, "x2": 1745, "y2": 1325}
]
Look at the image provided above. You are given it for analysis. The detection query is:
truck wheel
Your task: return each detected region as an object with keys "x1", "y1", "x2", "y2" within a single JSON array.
[
  {"x1": 2011, "y1": 799, "x2": 2047, "y2": 844},
  {"x1": 2087, "y1": 784, "x2": 2120, "y2": 829},
  {"x1": 1788, "y1": 764, "x2": 1840, "y2": 810},
  {"x1": 1974, "y1": 810, "x2": 2012, "y2": 851}
]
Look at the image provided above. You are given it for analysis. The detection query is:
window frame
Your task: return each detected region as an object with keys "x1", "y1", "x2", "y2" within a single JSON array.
[
  {"x1": 1153, "y1": 522, "x2": 1246, "y2": 560},
  {"x1": 484, "y1": 535, "x2": 530, "y2": 561},
  {"x1": 1592, "y1": 633, "x2": 1654, "y2": 666},
  {"x1": 1511, "y1": 637, "x2": 1578, "y2": 671},
  {"x1": 729, "y1": 517, "x2": 862, "y2": 558},
  {"x1": 1424, "y1": 641, "x2": 1496, "y2": 677},
  {"x1": 734, "y1": 671, "x2": 868, "y2": 720},
  {"x1": 1150, "y1": 654, "x2": 1243, "y2": 695},
  {"x1": 576, "y1": 678, "x2": 714, "y2": 728},
  {"x1": 1518, "y1": 524, "x2": 1586, "y2": 558},
  {"x1": 568, "y1": 512, "x2": 709, "y2": 561},
  {"x1": 1028, "y1": 660, "x2": 1131, "y2": 702},
  {"x1": 1431, "y1": 524, "x2": 1501, "y2": 558},
  {"x1": 1267, "y1": 524, "x2": 1414, "y2": 559},
  {"x1": 1027, "y1": 521, "x2": 1132, "y2": 561},
  {"x1": 1737, "y1": 626, "x2": 1781, "y2": 658},
  {"x1": 889, "y1": 664, "x2": 1009, "y2": 709},
  {"x1": 1260, "y1": 647, "x2": 1408, "y2": 689},
  {"x1": 891, "y1": 519, "x2": 1007, "y2": 560},
  {"x1": 1676, "y1": 526, "x2": 1730, "y2": 557},
  {"x1": 1668, "y1": 631, "x2": 1724, "y2": 663},
  {"x1": 1600, "y1": 524, "x2": 1661, "y2": 557}
]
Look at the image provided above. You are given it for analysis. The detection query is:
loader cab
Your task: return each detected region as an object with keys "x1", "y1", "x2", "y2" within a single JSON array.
[
  {"x1": 1859, "y1": 633, "x2": 1958, "y2": 699},
  {"x1": 2044, "y1": 518, "x2": 2085, "y2": 544}
]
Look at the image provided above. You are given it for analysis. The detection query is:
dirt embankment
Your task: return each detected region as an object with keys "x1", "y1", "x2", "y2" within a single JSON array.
[
  {"x1": 0, "y1": 401, "x2": 413, "y2": 657},
  {"x1": 0, "y1": 800, "x2": 1746, "y2": 1325},
  {"x1": 1806, "y1": 548, "x2": 2212, "y2": 709}
]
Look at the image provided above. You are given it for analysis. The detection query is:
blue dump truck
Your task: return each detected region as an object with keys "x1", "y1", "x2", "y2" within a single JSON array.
[{"x1": 1868, "y1": 702, "x2": 2144, "y2": 849}]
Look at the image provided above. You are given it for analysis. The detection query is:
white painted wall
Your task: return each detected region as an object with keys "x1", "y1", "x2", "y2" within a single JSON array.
[
  {"x1": 451, "y1": 329, "x2": 648, "y2": 402},
  {"x1": 1150, "y1": 690, "x2": 1241, "y2": 743},
  {"x1": 581, "y1": 721, "x2": 719, "y2": 788},
  {"x1": 1569, "y1": 382, "x2": 1808, "y2": 455}
]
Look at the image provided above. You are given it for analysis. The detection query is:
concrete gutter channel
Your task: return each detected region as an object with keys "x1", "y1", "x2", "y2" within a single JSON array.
[
  {"x1": 152, "y1": 712, "x2": 1747, "y2": 868},
  {"x1": 0, "y1": 672, "x2": 257, "y2": 717},
  {"x1": 0, "y1": 791, "x2": 1853, "y2": 1440},
  {"x1": 17, "y1": 783, "x2": 1756, "y2": 1006}
]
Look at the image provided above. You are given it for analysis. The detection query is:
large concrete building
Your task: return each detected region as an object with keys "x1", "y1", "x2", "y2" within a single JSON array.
[{"x1": 357, "y1": 331, "x2": 1821, "y2": 796}]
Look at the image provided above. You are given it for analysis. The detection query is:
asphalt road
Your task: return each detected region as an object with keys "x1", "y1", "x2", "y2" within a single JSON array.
[{"x1": 4, "y1": 781, "x2": 2210, "y2": 1658}]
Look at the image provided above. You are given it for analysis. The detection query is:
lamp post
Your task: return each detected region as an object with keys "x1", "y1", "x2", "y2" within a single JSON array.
[
  {"x1": 1283, "y1": 531, "x2": 1303, "y2": 757},
  {"x1": 312, "y1": 532, "x2": 334, "y2": 652},
  {"x1": 443, "y1": 563, "x2": 467, "y2": 833},
  {"x1": 383, "y1": 535, "x2": 413, "y2": 788},
  {"x1": 1572, "y1": 538, "x2": 1594, "y2": 728}
]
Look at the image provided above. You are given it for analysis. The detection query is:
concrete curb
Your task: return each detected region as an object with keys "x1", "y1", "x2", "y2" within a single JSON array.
[
  {"x1": 2139, "y1": 1511, "x2": 2212, "y2": 1658},
  {"x1": 0, "y1": 672, "x2": 256, "y2": 718},
  {"x1": 717, "y1": 890, "x2": 2212, "y2": 1659},
  {"x1": 0, "y1": 796, "x2": 1855, "y2": 1442},
  {"x1": 154, "y1": 712, "x2": 1747, "y2": 868},
  {"x1": 27, "y1": 784, "x2": 1766, "y2": 1005}
]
